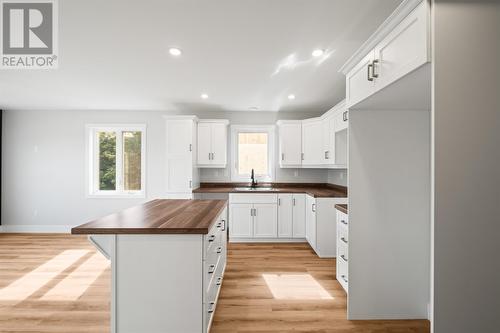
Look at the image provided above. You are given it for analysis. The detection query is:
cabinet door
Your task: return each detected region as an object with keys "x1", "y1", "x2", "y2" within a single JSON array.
[
  {"x1": 322, "y1": 115, "x2": 334, "y2": 164},
  {"x1": 305, "y1": 196, "x2": 317, "y2": 250},
  {"x1": 211, "y1": 123, "x2": 227, "y2": 166},
  {"x1": 292, "y1": 194, "x2": 306, "y2": 238},
  {"x1": 346, "y1": 51, "x2": 375, "y2": 108},
  {"x1": 197, "y1": 123, "x2": 212, "y2": 165},
  {"x1": 279, "y1": 123, "x2": 302, "y2": 166},
  {"x1": 166, "y1": 119, "x2": 193, "y2": 194},
  {"x1": 253, "y1": 204, "x2": 278, "y2": 238},
  {"x1": 229, "y1": 204, "x2": 253, "y2": 238},
  {"x1": 302, "y1": 120, "x2": 323, "y2": 165},
  {"x1": 277, "y1": 194, "x2": 293, "y2": 238},
  {"x1": 373, "y1": 2, "x2": 428, "y2": 92}
]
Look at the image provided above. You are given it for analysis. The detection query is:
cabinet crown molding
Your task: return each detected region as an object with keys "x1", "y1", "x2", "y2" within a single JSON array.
[
  {"x1": 198, "y1": 119, "x2": 230, "y2": 125},
  {"x1": 163, "y1": 115, "x2": 199, "y2": 121},
  {"x1": 339, "y1": 0, "x2": 426, "y2": 75}
]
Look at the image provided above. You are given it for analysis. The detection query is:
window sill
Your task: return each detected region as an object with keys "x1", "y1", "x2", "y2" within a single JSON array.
[{"x1": 86, "y1": 192, "x2": 146, "y2": 199}]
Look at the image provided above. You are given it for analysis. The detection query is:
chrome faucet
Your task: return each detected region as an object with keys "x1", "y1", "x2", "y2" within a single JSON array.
[{"x1": 250, "y1": 169, "x2": 258, "y2": 188}]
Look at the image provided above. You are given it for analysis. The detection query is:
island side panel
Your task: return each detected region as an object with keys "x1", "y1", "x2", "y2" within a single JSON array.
[{"x1": 113, "y1": 234, "x2": 203, "y2": 333}]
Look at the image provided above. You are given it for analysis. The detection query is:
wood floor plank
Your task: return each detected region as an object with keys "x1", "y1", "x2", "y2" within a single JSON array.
[{"x1": 0, "y1": 234, "x2": 429, "y2": 333}]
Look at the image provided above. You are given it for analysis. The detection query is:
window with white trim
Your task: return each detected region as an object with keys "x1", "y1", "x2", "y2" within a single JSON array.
[
  {"x1": 231, "y1": 125, "x2": 275, "y2": 182},
  {"x1": 87, "y1": 125, "x2": 146, "y2": 197}
]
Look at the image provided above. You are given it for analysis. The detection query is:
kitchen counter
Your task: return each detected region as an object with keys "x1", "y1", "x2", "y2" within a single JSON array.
[
  {"x1": 335, "y1": 204, "x2": 348, "y2": 214},
  {"x1": 193, "y1": 182, "x2": 347, "y2": 198},
  {"x1": 71, "y1": 199, "x2": 227, "y2": 235}
]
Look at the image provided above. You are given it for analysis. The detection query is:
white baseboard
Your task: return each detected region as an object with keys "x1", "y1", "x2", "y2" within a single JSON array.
[
  {"x1": 0, "y1": 225, "x2": 73, "y2": 233},
  {"x1": 229, "y1": 238, "x2": 307, "y2": 243}
]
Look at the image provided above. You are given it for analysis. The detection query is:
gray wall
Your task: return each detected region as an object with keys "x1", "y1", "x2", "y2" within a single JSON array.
[
  {"x1": 432, "y1": 1, "x2": 500, "y2": 332},
  {"x1": 0, "y1": 109, "x2": 337, "y2": 230}
]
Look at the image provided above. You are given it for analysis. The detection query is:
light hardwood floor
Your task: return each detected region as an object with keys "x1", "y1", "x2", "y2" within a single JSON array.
[{"x1": 0, "y1": 234, "x2": 429, "y2": 333}]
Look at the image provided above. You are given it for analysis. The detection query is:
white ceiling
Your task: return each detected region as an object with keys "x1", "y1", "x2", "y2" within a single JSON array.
[{"x1": 0, "y1": 0, "x2": 402, "y2": 113}]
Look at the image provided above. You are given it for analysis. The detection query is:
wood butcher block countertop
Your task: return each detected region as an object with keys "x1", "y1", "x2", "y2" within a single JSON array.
[
  {"x1": 335, "y1": 204, "x2": 348, "y2": 214},
  {"x1": 193, "y1": 183, "x2": 347, "y2": 198},
  {"x1": 71, "y1": 199, "x2": 227, "y2": 235}
]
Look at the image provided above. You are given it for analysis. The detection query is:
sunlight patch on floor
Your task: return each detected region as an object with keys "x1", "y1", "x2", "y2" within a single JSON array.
[
  {"x1": 262, "y1": 273, "x2": 333, "y2": 300},
  {"x1": 40, "y1": 252, "x2": 109, "y2": 301},
  {"x1": 0, "y1": 249, "x2": 89, "y2": 301}
]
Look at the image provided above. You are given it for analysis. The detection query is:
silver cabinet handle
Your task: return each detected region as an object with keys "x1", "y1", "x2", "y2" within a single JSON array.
[
  {"x1": 208, "y1": 301, "x2": 215, "y2": 313},
  {"x1": 221, "y1": 219, "x2": 226, "y2": 231},
  {"x1": 340, "y1": 237, "x2": 348, "y2": 244},
  {"x1": 212, "y1": 152, "x2": 215, "y2": 160},
  {"x1": 341, "y1": 219, "x2": 348, "y2": 226},
  {"x1": 312, "y1": 203, "x2": 316, "y2": 212},
  {"x1": 341, "y1": 275, "x2": 348, "y2": 283},
  {"x1": 278, "y1": 198, "x2": 281, "y2": 206},
  {"x1": 367, "y1": 63, "x2": 373, "y2": 81},
  {"x1": 208, "y1": 264, "x2": 216, "y2": 274},
  {"x1": 189, "y1": 180, "x2": 192, "y2": 188},
  {"x1": 208, "y1": 234, "x2": 216, "y2": 242},
  {"x1": 208, "y1": 153, "x2": 211, "y2": 160},
  {"x1": 216, "y1": 277, "x2": 222, "y2": 286},
  {"x1": 281, "y1": 153, "x2": 285, "y2": 161},
  {"x1": 216, "y1": 246, "x2": 223, "y2": 254},
  {"x1": 189, "y1": 143, "x2": 192, "y2": 152},
  {"x1": 254, "y1": 208, "x2": 257, "y2": 216},
  {"x1": 250, "y1": 208, "x2": 253, "y2": 216},
  {"x1": 292, "y1": 198, "x2": 296, "y2": 206},
  {"x1": 343, "y1": 111, "x2": 348, "y2": 122},
  {"x1": 340, "y1": 254, "x2": 348, "y2": 262},
  {"x1": 372, "y1": 59, "x2": 379, "y2": 78}
]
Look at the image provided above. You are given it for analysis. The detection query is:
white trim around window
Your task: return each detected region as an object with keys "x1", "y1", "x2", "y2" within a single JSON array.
[
  {"x1": 85, "y1": 124, "x2": 146, "y2": 198},
  {"x1": 230, "y1": 125, "x2": 275, "y2": 182}
]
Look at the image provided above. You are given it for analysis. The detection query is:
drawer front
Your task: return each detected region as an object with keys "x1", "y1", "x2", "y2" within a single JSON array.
[
  {"x1": 338, "y1": 222, "x2": 348, "y2": 245},
  {"x1": 229, "y1": 193, "x2": 278, "y2": 204},
  {"x1": 338, "y1": 239, "x2": 348, "y2": 263},
  {"x1": 337, "y1": 255, "x2": 348, "y2": 292},
  {"x1": 205, "y1": 257, "x2": 224, "y2": 333},
  {"x1": 337, "y1": 210, "x2": 348, "y2": 227}
]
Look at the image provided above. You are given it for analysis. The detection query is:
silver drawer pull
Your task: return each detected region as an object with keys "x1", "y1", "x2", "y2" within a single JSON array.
[
  {"x1": 216, "y1": 246, "x2": 223, "y2": 254},
  {"x1": 208, "y1": 264, "x2": 216, "y2": 274},
  {"x1": 216, "y1": 277, "x2": 222, "y2": 286},
  {"x1": 340, "y1": 254, "x2": 348, "y2": 262},
  {"x1": 340, "y1": 237, "x2": 348, "y2": 244},
  {"x1": 208, "y1": 235, "x2": 216, "y2": 242},
  {"x1": 208, "y1": 301, "x2": 215, "y2": 313},
  {"x1": 341, "y1": 275, "x2": 348, "y2": 283},
  {"x1": 216, "y1": 222, "x2": 222, "y2": 228},
  {"x1": 221, "y1": 219, "x2": 226, "y2": 231},
  {"x1": 340, "y1": 219, "x2": 348, "y2": 225}
]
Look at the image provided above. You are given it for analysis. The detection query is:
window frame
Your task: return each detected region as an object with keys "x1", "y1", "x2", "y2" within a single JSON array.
[
  {"x1": 86, "y1": 124, "x2": 146, "y2": 198},
  {"x1": 230, "y1": 125, "x2": 275, "y2": 182}
]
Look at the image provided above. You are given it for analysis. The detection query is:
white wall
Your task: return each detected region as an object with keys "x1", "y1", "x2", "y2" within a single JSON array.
[
  {"x1": 0, "y1": 109, "x2": 329, "y2": 231},
  {"x1": 432, "y1": 1, "x2": 500, "y2": 332}
]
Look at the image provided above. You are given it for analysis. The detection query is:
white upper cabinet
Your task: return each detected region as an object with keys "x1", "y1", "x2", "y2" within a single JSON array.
[
  {"x1": 165, "y1": 116, "x2": 199, "y2": 198},
  {"x1": 302, "y1": 118, "x2": 323, "y2": 166},
  {"x1": 197, "y1": 120, "x2": 229, "y2": 168},
  {"x1": 277, "y1": 121, "x2": 302, "y2": 167},
  {"x1": 276, "y1": 99, "x2": 347, "y2": 169},
  {"x1": 341, "y1": 0, "x2": 430, "y2": 108}
]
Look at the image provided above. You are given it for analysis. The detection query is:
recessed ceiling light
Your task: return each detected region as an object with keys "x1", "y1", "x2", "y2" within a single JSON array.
[
  {"x1": 201, "y1": 93, "x2": 209, "y2": 99},
  {"x1": 312, "y1": 49, "x2": 324, "y2": 57},
  {"x1": 288, "y1": 94, "x2": 296, "y2": 100},
  {"x1": 168, "y1": 47, "x2": 182, "y2": 56}
]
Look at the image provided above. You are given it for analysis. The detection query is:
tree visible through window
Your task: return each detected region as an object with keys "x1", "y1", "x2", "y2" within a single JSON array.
[{"x1": 89, "y1": 125, "x2": 145, "y2": 196}]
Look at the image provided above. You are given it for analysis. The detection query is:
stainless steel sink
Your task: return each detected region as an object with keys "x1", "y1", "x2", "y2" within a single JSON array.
[{"x1": 234, "y1": 187, "x2": 275, "y2": 191}]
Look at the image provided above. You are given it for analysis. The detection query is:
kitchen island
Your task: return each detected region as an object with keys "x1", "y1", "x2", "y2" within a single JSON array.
[{"x1": 72, "y1": 199, "x2": 228, "y2": 333}]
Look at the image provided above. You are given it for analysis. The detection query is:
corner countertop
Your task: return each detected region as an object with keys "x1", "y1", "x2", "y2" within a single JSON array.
[
  {"x1": 335, "y1": 204, "x2": 348, "y2": 214},
  {"x1": 193, "y1": 182, "x2": 347, "y2": 198},
  {"x1": 71, "y1": 199, "x2": 227, "y2": 235}
]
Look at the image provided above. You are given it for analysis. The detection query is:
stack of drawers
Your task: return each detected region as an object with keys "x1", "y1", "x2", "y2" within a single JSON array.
[
  {"x1": 203, "y1": 207, "x2": 227, "y2": 332},
  {"x1": 336, "y1": 208, "x2": 349, "y2": 293}
]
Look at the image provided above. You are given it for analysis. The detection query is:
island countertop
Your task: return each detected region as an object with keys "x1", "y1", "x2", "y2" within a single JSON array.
[{"x1": 71, "y1": 199, "x2": 227, "y2": 235}]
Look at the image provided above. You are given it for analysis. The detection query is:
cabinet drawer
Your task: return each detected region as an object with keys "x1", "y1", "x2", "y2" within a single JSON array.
[
  {"x1": 229, "y1": 193, "x2": 277, "y2": 204},
  {"x1": 337, "y1": 256, "x2": 348, "y2": 292},
  {"x1": 338, "y1": 240, "x2": 348, "y2": 264},
  {"x1": 338, "y1": 224, "x2": 348, "y2": 246}
]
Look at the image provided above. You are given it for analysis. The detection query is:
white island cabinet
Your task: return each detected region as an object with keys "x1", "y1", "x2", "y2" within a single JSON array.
[{"x1": 72, "y1": 199, "x2": 228, "y2": 333}]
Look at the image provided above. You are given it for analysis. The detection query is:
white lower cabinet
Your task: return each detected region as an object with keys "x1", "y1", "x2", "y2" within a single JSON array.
[
  {"x1": 336, "y1": 209, "x2": 349, "y2": 293},
  {"x1": 253, "y1": 204, "x2": 278, "y2": 238},
  {"x1": 229, "y1": 193, "x2": 306, "y2": 241},
  {"x1": 277, "y1": 194, "x2": 306, "y2": 238},
  {"x1": 305, "y1": 195, "x2": 347, "y2": 258}
]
